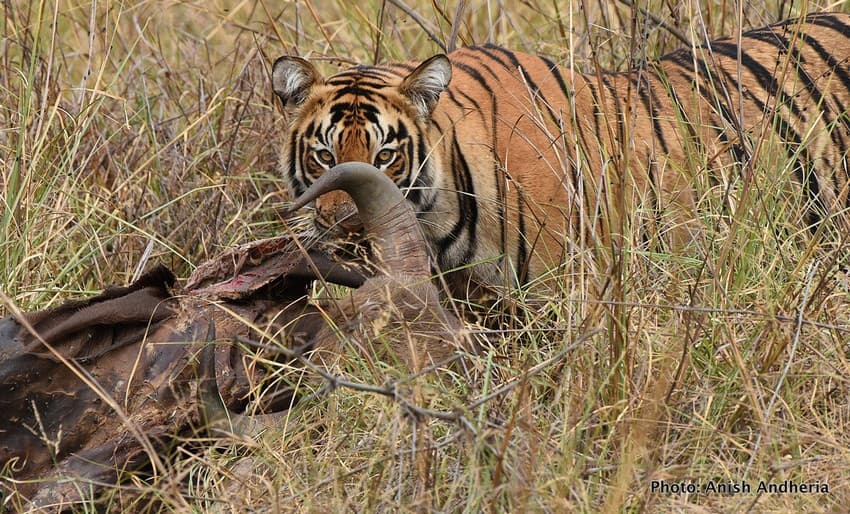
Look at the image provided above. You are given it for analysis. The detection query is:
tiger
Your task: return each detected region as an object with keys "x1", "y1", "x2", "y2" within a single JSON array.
[{"x1": 273, "y1": 12, "x2": 850, "y2": 293}]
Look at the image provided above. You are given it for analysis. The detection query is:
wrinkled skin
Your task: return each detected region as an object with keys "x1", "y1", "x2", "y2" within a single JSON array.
[
  {"x1": 0, "y1": 238, "x2": 364, "y2": 510},
  {"x1": 281, "y1": 162, "x2": 474, "y2": 371}
]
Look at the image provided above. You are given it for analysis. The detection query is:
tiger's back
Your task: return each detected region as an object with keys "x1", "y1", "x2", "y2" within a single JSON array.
[{"x1": 274, "y1": 12, "x2": 850, "y2": 291}]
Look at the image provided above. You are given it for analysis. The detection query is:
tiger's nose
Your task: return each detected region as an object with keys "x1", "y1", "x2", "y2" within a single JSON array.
[{"x1": 316, "y1": 190, "x2": 363, "y2": 233}]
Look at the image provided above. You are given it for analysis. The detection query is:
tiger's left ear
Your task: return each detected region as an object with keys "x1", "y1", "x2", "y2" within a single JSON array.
[
  {"x1": 272, "y1": 56, "x2": 322, "y2": 113},
  {"x1": 400, "y1": 54, "x2": 452, "y2": 119}
]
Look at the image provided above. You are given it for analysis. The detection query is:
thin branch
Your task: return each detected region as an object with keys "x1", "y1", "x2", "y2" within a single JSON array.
[
  {"x1": 233, "y1": 325, "x2": 602, "y2": 426},
  {"x1": 446, "y1": 0, "x2": 465, "y2": 53},
  {"x1": 615, "y1": 0, "x2": 692, "y2": 47},
  {"x1": 233, "y1": 335, "x2": 461, "y2": 422},
  {"x1": 535, "y1": 298, "x2": 850, "y2": 334},
  {"x1": 386, "y1": 0, "x2": 447, "y2": 53}
]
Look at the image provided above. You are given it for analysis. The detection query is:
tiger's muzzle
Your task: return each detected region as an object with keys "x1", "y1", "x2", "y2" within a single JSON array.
[{"x1": 315, "y1": 189, "x2": 364, "y2": 233}]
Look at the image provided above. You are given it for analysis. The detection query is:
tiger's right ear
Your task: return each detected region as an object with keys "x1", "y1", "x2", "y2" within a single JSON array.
[
  {"x1": 272, "y1": 56, "x2": 322, "y2": 111},
  {"x1": 400, "y1": 54, "x2": 452, "y2": 119}
]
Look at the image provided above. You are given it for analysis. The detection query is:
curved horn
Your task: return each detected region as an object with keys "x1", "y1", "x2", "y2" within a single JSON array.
[
  {"x1": 287, "y1": 162, "x2": 431, "y2": 278},
  {"x1": 198, "y1": 321, "x2": 282, "y2": 439},
  {"x1": 198, "y1": 320, "x2": 247, "y2": 437}
]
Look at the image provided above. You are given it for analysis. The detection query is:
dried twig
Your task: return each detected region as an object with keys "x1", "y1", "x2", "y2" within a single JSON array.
[
  {"x1": 387, "y1": 0, "x2": 448, "y2": 53},
  {"x1": 615, "y1": 0, "x2": 692, "y2": 47},
  {"x1": 233, "y1": 325, "x2": 602, "y2": 426}
]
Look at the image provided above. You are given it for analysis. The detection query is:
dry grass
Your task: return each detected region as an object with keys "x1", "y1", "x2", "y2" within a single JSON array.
[{"x1": 2, "y1": 0, "x2": 850, "y2": 512}]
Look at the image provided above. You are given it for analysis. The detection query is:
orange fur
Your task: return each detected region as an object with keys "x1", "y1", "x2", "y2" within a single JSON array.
[{"x1": 275, "y1": 13, "x2": 850, "y2": 292}]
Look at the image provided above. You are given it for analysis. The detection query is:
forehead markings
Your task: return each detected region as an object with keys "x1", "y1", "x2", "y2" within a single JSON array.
[
  {"x1": 315, "y1": 123, "x2": 332, "y2": 146},
  {"x1": 332, "y1": 65, "x2": 400, "y2": 81},
  {"x1": 306, "y1": 67, "x2": 415, "y2": 162},
  {"x1": 339, "y1": 128, "x2": 370, "y2": 152}
]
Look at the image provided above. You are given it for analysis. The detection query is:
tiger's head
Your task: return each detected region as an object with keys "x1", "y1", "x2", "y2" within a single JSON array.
[{"x1": 273, "y1": 54, "x2": 452, "y2": 235}]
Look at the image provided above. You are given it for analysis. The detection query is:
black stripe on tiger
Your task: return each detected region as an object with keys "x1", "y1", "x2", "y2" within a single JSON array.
[
  {"x1": 481, "y1": 46, "x2": 567, "y2": 139},
  {"x1": 666, "y1": 52, "x2": 745, "y2": 159},
  {"x1": 713, "y1": 42, "x2": 828, "y2": 223},
  {"x1": 275, "y1": 13, "x2": 850, "y2": 293},
  {"x1": 437, "y1": 137, "x2": 478, "y2": 267},
  {"x1": 631, "y1": 71, "x2": 672, "y2": 156}
]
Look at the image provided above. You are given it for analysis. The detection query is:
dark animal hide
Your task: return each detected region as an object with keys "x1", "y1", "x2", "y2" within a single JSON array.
[{"x1": 0, "y1": 236, "x2": 366, "y2": 510}]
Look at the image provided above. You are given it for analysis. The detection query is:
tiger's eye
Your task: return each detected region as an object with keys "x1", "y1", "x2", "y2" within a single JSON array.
[
  {"x1": 315, "y1": 149, "x2": 335, "y2": 166},
  {"x1": 375, "y1": 148, "x2": 396, "y2": 167}
]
